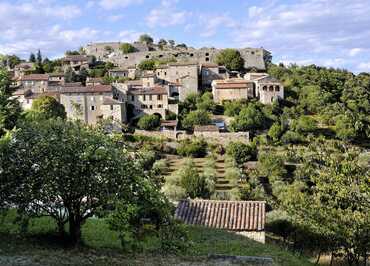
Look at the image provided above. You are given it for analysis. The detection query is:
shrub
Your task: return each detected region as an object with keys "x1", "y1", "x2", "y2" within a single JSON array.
[
  {"x1": 179, "y1": 160, "x2": 209, "y2": 198},
  {"x1": 119, "y1": 43, "x2": 135, "y2": 54},
  {"x1": 226, "y1": 141, "x2": 257, "y2": 165},
  {"x1": 281, "y1": 130, "x2": 304, "y2": 144},
  {"x1": 176, "y1": 138, "x2": 208, "y2": 158},
  {"x1": 181, "y1": 110, "x2": 211, "y2": 130},
  {"x1": 292, "y1": 116, "x2": 317, "y2": 133},
  {"x1": 223, "y1": 100, "x2": 247, "y2": 117},
  {"x1": 138, "y1": 59, "x2": 156, "y2": 70},
  {"x1": 137, "y1": 114, "x2": 160, "y2": 130},
  {"x1": 215, "y1": 49, "x2": 244, "y2": 71}
]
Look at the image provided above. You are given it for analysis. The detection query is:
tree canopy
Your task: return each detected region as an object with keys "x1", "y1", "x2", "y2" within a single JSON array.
[
  {"x1": 215, "y1": 49, "x2": 244, "y2": 71},
  {"x1": 138, "y1": 34, "x2": 154, "y2": 44},
  {"x1": 119, "y1": 43, "x2": 135, "y2": 54},
  {"x1": 26, "y1": 95, "x2": 66, "y2": 120}
]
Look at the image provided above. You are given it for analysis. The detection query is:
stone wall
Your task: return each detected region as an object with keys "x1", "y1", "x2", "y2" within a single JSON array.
[
  {"x1": 235, "y1": 231, "x2": 265, "y2": 244},
  {"x1": 84, "y1": 43, "x2": 269, "y2": 70},
  {"x1": 193, "y1": 131, "x2": 250, "y2": 145}
]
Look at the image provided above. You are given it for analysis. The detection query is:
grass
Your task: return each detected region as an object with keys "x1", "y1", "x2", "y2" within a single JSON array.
[{"x1": 0, "y1": 209, "x2": 314, "y2": 266}]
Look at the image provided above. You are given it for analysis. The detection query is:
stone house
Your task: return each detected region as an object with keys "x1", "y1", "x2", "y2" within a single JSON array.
[
  {"x1": 175, "y1": 199, "x2": 266, "y2": 243},
  {"x1": 12, "y1": 89, "x2": 59, "y2": 110},
  {"x1": 200, "y1": 63, "x2": 229, "y2": 89},
  {"x1": 126, "y1": 86, "x2": 169, "y2": 119},
  {"x1": 211, "y1": 78, "x2": 254, "y2": 103},
  {"x1": 86, "y1": 77, "x2": 103, "y2": 86},
  {"x1": 13, "y1": 62, "x2": 34, "y2": 78},
  {"x1": 62, "y1": 55, "x2": 93, "y2": 72},
  {"x1": 156, "y1": 62, "x2": 199, "y2": 101},
  {"x1": 19, "y1": 74, "x2": 49, "y2": 93},
  {"x1": 48, "y1": 73, "x2": 65, "y2": 84},
  {"x1": 108, "y1": 68, "x2": 129, "y2": 79},
  {"x1": 60, "y1": 84, "x2": 126, "y2": 125},
  {"x1": 253, "y1": 76, "x2": 284, "y2": 105}
]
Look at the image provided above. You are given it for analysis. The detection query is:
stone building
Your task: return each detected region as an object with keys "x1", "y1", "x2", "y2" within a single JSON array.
[
  {"x1": 13, "y1": 62, "x2": 34, "y2": 78},
  {"x1": 19, "y1": 74, "x2": 49, "y2": 93},
  {"x1": 48, "y1": 73, "x2": 65, "y2": 84},
  {"x1": 211, "y1": 78, "x2": 254, "y2": 103},
  {"x1": 84, "y1": 42, "x2": 270, "y2": 71},
  {"x1": 62, "y1": 55, "x2": 93, "y2": 72},
  {"x1": 245, "y1": 74, "x2": 284, "y2": 104},
  {"x1": 12, "y1": 89, "x2": 60, "y2": 111},
  {"x1": 175, "y1": 199, "x2": 266, "y2": 243},
  {"x1": 126, "y1": 86, "x2": 169, "y2": 119},
  {"x1": 200, "y1": 63, "x2": 229, "y2": 89},
  {"x1": 86, "y1": 77, "x2": 103, "y2": 86},
  {"x1": 156, "y1": 62, "x2": 199, "y2": 101},
  {"x1": 59, "y1": 84, "x2": 126, "y2": 125}
]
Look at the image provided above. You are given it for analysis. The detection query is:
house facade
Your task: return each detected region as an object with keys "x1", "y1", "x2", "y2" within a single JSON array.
[{"x1": 212, "y1": 78, "x2": 254, "y2": 103}]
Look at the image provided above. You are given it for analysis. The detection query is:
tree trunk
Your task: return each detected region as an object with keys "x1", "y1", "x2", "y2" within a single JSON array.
[
  {"x1": 315, "y1": 250, "x2": 322, "y2": 265},
  {"x1": 68, "y1": 216, "x2": 82, "y2": 246},
  {"x1": 330, "y1": 252, "x2": 334, "y2": 266},
  {"x1": 57, "y1": 222, "x2": 65, "y2": 240}
]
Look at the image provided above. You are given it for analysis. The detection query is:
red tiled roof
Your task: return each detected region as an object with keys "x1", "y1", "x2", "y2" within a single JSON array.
[
  {"x1": 60, "y1": 85, "x2": 112, "y2": 94},
  {"x1": 63, "y1": 55, "x2": 91, "y2": 62},
  {"x1": 175, "y1": 200, "x2": 265, "y2": 231},
  {"x1": 25, "y1": 91, "x2": 60, "y2": 99},
  {"x1": 102, "y1": 97, "x2": 123, "y2": 105},
  {"x1": 201, "y1": 63, "x2": 219, "y2": 68},
  {"x1": 20, "y1": 74, "x2": 49, "y2": 81},
  {"x1": 215, "y1": 83, "x2": 250, "y2": 89},
  {"x1": 128, "y1": 86, "x2": 167, "y2": 95}
]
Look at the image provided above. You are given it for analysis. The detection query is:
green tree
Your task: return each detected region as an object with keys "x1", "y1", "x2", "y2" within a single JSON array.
[
  {"x1": 230, "y1": 103, "x2": 268, "y2": 132},
  {"x1": 138, "y1": 34, "x2": 154, "y2": 44},
  {"x1": 268, "y1": 122, "x2": 285, "y2": 142},
  {"x1": 226, "y1": 141, "x2": 257, "y2": 165},
  {"x1": 292, "y1": 116, "x2": 317, "y2": 134},
  {"x1": 182, "y1": 109, "x2": 211, "y2": 130},
  {"x1": 64, "y1": 67, "x2": 77, "y2": 83},
  {"x1": 196, "y1": 92, "x2": 215, "y2": 112},
  {"x1": 36, "y1": 49, "x2": 42, "y2": 64},
  {"x1": 138, "y1": 59, "x2": 156, "y2": 70},
  {"x1": 158, "y1": 39, "x2": 167, "y2": 49},
  {"x1": 27, "y1": 95, "x2": 66, "y2": 120},
  {"x1": 0, "y1": 68, "x2": 21, "y2": 135},
  {"x1": 0, "y1": 119, "x2": 158, "y2": 246},
  {"x1": 215, "y1": 49, "x2": 244, "y2": 71},
  {"x1": 179, "y1": 160, "x2": 209, "y2": 198},
  {"x1": 335, "y1": 113, "x2": 357, "y2": 141},
  {"x1": 176, "y1": 138, "x2": 208, "y2": 158},
  {"x1": 137, "y1": 114, "x2": 161, "y2": 130},
  {"x1": 168, "y1": 40, "x2": 175, "y2": 47},
  {"x1": 119, "y1": 43, "x2": 135, "y2": 54},
  {"x1": 29, "y1": 53, "x2": 36, "y2": 63}
]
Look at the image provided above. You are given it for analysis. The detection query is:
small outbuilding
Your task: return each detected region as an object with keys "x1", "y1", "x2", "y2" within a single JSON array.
[{"x1": 175, "y1": 199, "x2": 266, "y2": 243}]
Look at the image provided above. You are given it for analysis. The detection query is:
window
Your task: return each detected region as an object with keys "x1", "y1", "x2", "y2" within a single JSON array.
[
  {"x1": 275, "y1": 85, "x2": 280, "y2": 91},
  {"x1": 141, "y1": 104, "x2": 147, "y2": 109},
  {"x1": 149, "y1": 105, "x2": 153, "y2": 109},
  {"x1": 251, "y1": 51, "x2": 255, "y2": 55},
  {"x1": 131, "y1": 95, "x2": 135, "y2": 101},
  {"x1": 110, "y1": 105, "x2": 114, "y2": 110},
  {"x1": 157, "y1": 72, "x2": 160, "y2": 75},
  {"x1": 262, "y1": 86, "x2": 267, "y2": 91},
  {"x1": 91, "y1": 105, "x2": 95, "y2": 111},
  {"x1": 158, "y1": 104, "x2": 162, "y2": 108},
  {"x1": 269, "y1": 86, "x2": 274, "y2": 91},
  {"x1": 157, "y1": 94, "x2": 162, "y2": 100},
  {"x1": 205, "y1": 52, "x2": 209, "y2": 56},
  {"x1": 146, "y1": 55, "x2": 150, "y2": 58},
  {"x1": 147, "y1": 82, "x2": 150, "y2": 86},
  {"x1": 205, "y1": 57, "x2": 210, "y2": 62},
  {"x1": 190, "y1": 53, "x2": 194, "y2": 57},
  {"x1": 149, "y1": 95, "x2": 152, "y2": 101},
  {"x1": 143, "y1": 95, "x2": 146, "y2": 101},
  {"x1": 164, "y1": 72, "x2": 167, "y2": 76}
]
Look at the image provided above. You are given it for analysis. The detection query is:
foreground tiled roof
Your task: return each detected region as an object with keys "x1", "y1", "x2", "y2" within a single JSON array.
[
  {"x1": 60, "y1": 85, "x2": 112, "y2": 94},
  {"x1": 175, "y1": 200, "x2": 265, "y2": 231},
  {"x1": 20, "y1": 74, "x2": 49, "y2": 81},
  {"x1": 128, "y1": 86, "x2": 167, "y2": 95}
]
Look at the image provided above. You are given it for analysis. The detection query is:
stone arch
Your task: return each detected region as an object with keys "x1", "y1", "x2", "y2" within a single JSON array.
[
  {"x1": 153, "y1": 113, "x2": 162, "y2": 119},
  {"x1": 269, "y1": 85, "x2": 274, "y2": 91},
  {"x1": 176, "y1": 132, "x2": 184, "y2": 139},
  {"x1": 262, "y1": 85, "x2": 267, "y2": 91},
  {"x1": 275, "y1": 85, "x2": 280, "y2": 91}
]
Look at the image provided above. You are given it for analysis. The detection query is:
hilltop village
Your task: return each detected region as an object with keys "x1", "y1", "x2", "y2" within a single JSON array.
[{"x1": 8, "y1": 36, "x2": 283, "y2": 137}]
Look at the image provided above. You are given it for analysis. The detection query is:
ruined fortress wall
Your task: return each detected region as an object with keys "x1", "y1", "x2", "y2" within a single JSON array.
[{"x1": 84, "y1": 43, "x2": 268, "y2": 70}]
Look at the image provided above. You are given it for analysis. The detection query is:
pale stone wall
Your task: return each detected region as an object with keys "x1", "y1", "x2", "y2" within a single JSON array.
[
  {"x1": 60, "y1": 92, "x2": 113, "y2": 125},
  {"x1": 101, "y1": 103, "x2": 126, "y2": 123},
  {"x1": 192, "y1": 131, "x2": 250, "y2": 145},
  {"x1": 134, "y1": 129, "x2": 175, "y2": 139},
  {"x1": 21, "y1": 80, "x2": 48, "y2": 93},
  {"x1": 128, "y1": 93, "x2": 168, "y2": 119},
  {"x1": 212, "y1": 84, "x2": 254, "y2": 103},
  {"x1": 257, "y1": 83, "x2": 284, "y2": 104}
]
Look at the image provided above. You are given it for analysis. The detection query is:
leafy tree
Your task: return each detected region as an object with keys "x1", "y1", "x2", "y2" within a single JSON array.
[
  {"x1": 168, "y1": 40, "x2": 175, "y2": 47},
  {"x1": 119, "y1": 43, "x2": 135, "y2": 54},
  {"x1": 104, "y1": 46, "x2": 113, "y2": 53},
  {"x1": 0, "y1": 68, "x2": 21, "y2": 135},
  {"x1": 224, "y1": 100, "x2": 247, "y2": 117},
  {"x1": 292, "y1": 116, "x2": 317, "y2": 134},
  {"x1": 226, "y1": 141, "x2": 257, "y2": 165},
  {"x1": 268, "y1": 122, "x2": 285, "y2": 142},
  {"x1": 29, "y1": 53, "x2": 36, "y2": 63},
  {"x1": 0, "y1": 119, "x2": 158, "y2": 245},
  {"x1": 182, "y1": 109, "x2": 211, "y2": 130},
  {"x1": 176, "y1": 43, "x2": 187, "y2": 49},
  {"x1": 335, "y1": 113, "x2": 357, "y2": 141},
  {"x1": 137, "y1": 114, "x2": 160, "y2": 130},
  {"x1": 179, "y1": 160, "x2": 209, "y2": 198},
  {"x1": 26, "y1": 96, "x2": 66, "y2": 120},
  {"x1": 281, "y1": 144, "x2": 370, "y2": 265},
  {"x1": 230, "y1": 103, "x2": 269, "y2": 132},
  {"x1": 65, "y1": 50, "x2": 80, "y2": 55},
  {"x1": 138, "y1": 59, "x2": 156, "y2": 71},
  {"x1": 196, "y1": 92, "x2": 215, "y2": 112},
  {"x1": 158, "y1": 39, "x2": 167, "y2": 49},
  {"x1": 138, "y1": 34, "x2": 154, "y2": 44},
  {"x1": 281, "y1": 130, "x2": 304, "y2": 144},
  {"x1": 0, "y1": 55, "x2": 21, "y2": 68},
  {"x1": 64, "y1": 67, "x2": 77, "y2": 83},
  {"x1": 215, "y1": 49, "x2": 244, "y2": 71},
  {"x1": 36, "y1": 49, "x2": 42, "y2": 64}
]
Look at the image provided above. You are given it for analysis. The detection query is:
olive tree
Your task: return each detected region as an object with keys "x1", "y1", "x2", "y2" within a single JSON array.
[{"x1": 0, "y1": 119, "x2": 155, "y2": 245}]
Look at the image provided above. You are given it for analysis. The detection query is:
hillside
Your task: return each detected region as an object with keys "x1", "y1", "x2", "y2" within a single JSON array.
[{"x1": 0, "y1": 210, "x2": 312, "y2": 266}]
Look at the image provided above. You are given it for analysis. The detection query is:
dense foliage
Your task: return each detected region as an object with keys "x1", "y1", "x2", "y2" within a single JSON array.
[
  {"x1": 215, "y1": 49, "x2": 244, "y2": 71},
  {"x1": 26, "y1": 95, "x2": 66, "y2": 120},
  {"x1": 176, "y1": 137, "x2": 208, "y2": 158},
  {"x1": 137, "y1": 114, "x2": 161, "y2": 130},
  {"x1": 120, "y1": 43, "x2": 135, "y2": 54}
]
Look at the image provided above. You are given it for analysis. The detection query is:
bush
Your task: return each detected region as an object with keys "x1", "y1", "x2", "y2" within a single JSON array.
[
  {"x1": 179, "y1": 160, "x2": 210, "y2": 198},
  {"x1": 226, "y1": 142, "x2": 257, "y2": 165},
  {"x1": 268, "y1": 122, "x2": 285, "y2": 142},
  {"x1": 229, "y1": 103, "x2": 269, "y2": 132},
  {"x1": 181, "y1": 110, "x2": 211, "y2": 130},
  {"x1": 223, "y1": 100, "x2": 247, "y2": 117},
  {"x1": 137, "y1": 114, "x2": 160, "y2": 130},
  {"x1": 215, "y1": 49, "x2": 244, "y2": 71},
  {"x1": 119, "y1": 43, "x2": 135, "y2": 54},
  {"x1": 292, "y1": 116, "x2": 317, "y2": 133},
  {"x1": 138, "y1": 59, "x2": 156, "y2": 70},
  {"x1": 176, "y1": 138, "x2": 208, "y2": 158},
  {"x1": 281, "y1": 130, "x2": 304, "y2": 144}
]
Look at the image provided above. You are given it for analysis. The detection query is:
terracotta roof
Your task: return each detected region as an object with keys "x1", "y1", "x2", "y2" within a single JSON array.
[
  {"x1": 109, "y1": 68, "x2": 128, "y2": 72},
  {"x1": 175, "y1": 200, "x2": 265, "y2": 231},
  {"x1": 128, "y1": 86, "x2": 167, "y2": 95},
  {"x1": 160, "y1": 120, "x2": 177, "y2": 127},
  {"x1": 255, "y1": 76, "x2": 281, "y2": 84},
  {"x1": 194, "y1": 125, "x2": 219, "y2": 132},
  {"x1": 20, "y1": 74, "x2": 49, "y2": 81},
  {"x1": 60, "y1": 85, "x2": 112, "y2": 94},
  {"x1": 87, "y1": 77, "x2": 103, "y2": 83},
  {"x1": 168, "y1": 62, "x2": 198, "y2": 67},
  {"x1": 201, "y1": 63, "x2": 219, "y2": 68},
  {"x1": 213, "y1": 79, "x2": 252, "y2": 89},
  {"x1": 102, "y1": 97, "x2": 123, "y2": 105},
  {"x1": 63, "y1": 82, "x2": 83, "y2": 87}
]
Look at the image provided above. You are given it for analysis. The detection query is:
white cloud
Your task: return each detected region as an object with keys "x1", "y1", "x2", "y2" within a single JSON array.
[
  {"x1": 357, "y1": 62, "x2": 370, "y2": 72},
  {"x1": 118, "y1": 30, "x2": 145, "y2": 42},
  {"x1": 349, "y1": 48, "x2": 363, "y2": 57},
  {"x1": 107, "y1": 14, "x2": 124, "y2": 22},
  {"x1": 199, "y1": 14, "x2": 237, "y2": 37},
  {"x1": 98, "y1": 0, "x2": 140, "y2": 10},
  {"x1": 145, "y1": 0, "x2": 190, "y2": 28}
]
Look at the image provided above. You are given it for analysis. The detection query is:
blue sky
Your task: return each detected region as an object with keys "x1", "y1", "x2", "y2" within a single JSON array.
[{"x1": 1, "y1": 0, "x2": 370, "y2": 73}]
